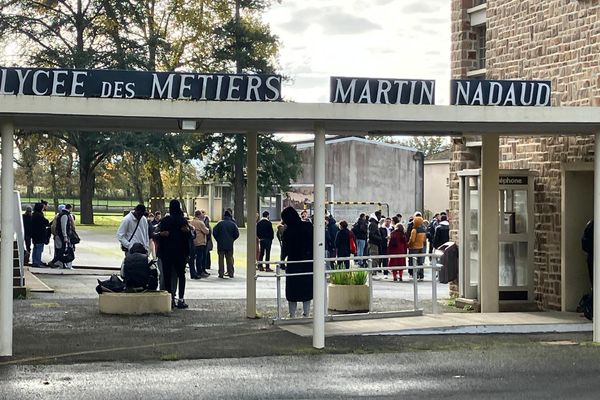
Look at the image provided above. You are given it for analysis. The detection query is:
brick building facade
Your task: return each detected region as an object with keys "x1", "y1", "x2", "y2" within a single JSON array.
[{"x1": 450, "y1": 0, "x2": 600, "y2": 309}]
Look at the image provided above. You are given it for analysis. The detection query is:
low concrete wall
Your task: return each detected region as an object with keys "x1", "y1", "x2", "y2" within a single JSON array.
[{"x1": 99, "y1": 291, "x2": 172, "y2": 315}]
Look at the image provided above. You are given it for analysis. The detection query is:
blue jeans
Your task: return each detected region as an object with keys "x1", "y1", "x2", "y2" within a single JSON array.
[
  {"x1": 32, "y1": 243, "x2": 44, "y2": 266},
  {"x1": 195, "y1": 245, "x2": 207, "y2": 275},
  {"x1": 356, "y1": 239, "x2": 366, "y2": 265}
]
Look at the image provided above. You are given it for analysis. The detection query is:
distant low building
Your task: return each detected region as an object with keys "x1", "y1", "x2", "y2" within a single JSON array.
[
  {"x1": 267, "y1": 136, "x2": 424, "y2": 222},
  {"x1": 424, "y1": 149, "x2": 450, "y2": 220}
]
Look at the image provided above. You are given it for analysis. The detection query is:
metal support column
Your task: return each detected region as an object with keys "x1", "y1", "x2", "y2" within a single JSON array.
[
  {"x1": 480, "y1": 134, "x2": 500, "y2": 313},
  {"x1": 246, "y1": 132, "x2": 258, "y2": 318},
  {"x1": 0, "y1": 119, "x2": 14, "y2": 356},
  {"x1": 313, "y1": 129, "x2": 326, "y2": 349},
  {"x1": 594, "y1": 133, "x2": 600, "y2": 342}
]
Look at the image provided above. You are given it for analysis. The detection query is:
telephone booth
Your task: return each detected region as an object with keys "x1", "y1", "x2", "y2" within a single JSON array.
[{"x1": 458, "y1": 169, "x2": 535, "y2": 309}]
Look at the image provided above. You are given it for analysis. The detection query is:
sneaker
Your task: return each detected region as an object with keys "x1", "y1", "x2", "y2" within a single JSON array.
[
  {"x1": 218, "y1": 275, "x2": 225, "y2": 279},
  {"x1": 200, "y1": 272, "x2": 210, "y2": 278},
  {"x1": 393, "y1": 277, "x2": 398, "y2": 282},
  {"x1": 176, "y1": 300, "x2": 189, "y2": 309}
]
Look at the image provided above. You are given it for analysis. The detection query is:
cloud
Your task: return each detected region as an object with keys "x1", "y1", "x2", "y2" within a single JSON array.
[
  {"x1": 275, "y1": 7, "x2": 381, "y2": 35},
  {"x1": 372, "y1": 0, "x2": 395, "y2": 5},
  {"x1": 401, "y1": 2, "x2": 442, "y2": 14}
]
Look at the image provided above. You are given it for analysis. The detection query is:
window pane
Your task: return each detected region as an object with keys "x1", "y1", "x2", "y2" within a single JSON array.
[{"x1": 499, "y1": 241, "x2": 528, "y2": 287}]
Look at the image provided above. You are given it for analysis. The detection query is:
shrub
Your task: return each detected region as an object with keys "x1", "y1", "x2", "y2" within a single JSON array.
[{"x1": 329, "y1": 263, "x2": 368, "y2": 285}]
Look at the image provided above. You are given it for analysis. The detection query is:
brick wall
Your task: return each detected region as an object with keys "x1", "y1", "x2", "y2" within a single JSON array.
[
  {"x1": 486, "y1": 0, "x2": 600, "y2": 106},
  {"x1": 450, "y1": 0, "x2": 600, "y2": 309},
  {"x1": 451, "y1": 0, "x2": 481, "y2": 77}
]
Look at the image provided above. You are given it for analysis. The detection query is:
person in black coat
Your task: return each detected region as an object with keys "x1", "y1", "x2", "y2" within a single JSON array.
[
  {"x1": 22, "y1": 206, "x2": 32, "y2": 265},
  {"x1": 212, "y1": 209, "x2": 240, "y2": 278},
  {"x1": 30, "y1": 203, "x2": 50, "y2": 267},
  {"x1": 157, "y1": 199, "x2": 192, "y2": 309},
  {"x1": 334, "y1": 220, "x2": 351, "y2": 269},
  {"x1": 433, "y1": 215, "x2": 451, "y2": 249},
  {"x1": 256, "y1": 211, "x2": 274, "y2": 272},
  {"x1": 281, "y1": 206, "x2": 313, "y2": 318}
]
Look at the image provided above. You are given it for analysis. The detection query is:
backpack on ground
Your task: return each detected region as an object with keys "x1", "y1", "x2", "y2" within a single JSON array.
[{"x1": 96, "y1": 274, "x2": 125, "y2": 294}]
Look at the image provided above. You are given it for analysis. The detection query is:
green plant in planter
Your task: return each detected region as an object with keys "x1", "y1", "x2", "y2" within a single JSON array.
[{"x1": 329, "y1": 263, "x2": 368, "y2": 285}]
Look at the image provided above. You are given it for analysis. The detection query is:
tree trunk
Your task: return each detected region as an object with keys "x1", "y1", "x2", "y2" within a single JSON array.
[
  {"x1": 233, "y1": 135, "x2": 245, "y2": 227},
  {"x1": 66, "y1": 152, "x2": 74, "y2": 197},
  {"x1": 49, "y1": 164, "x2": 59, "y2": 211},
  {"x1": 79, "y1": 164, "x2": 95, "y2": 224},
  {"x1": 26, "y1": 184, "x2": 34, "y2": 198},
  {"x1": 149, "y1": 164, "x2": 165, "y2": 212}
]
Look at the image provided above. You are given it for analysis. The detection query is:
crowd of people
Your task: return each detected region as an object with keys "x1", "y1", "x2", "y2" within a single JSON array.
[
  {"x1": 23, "y1": 200, "x2": 78, "y2": 269},
  {"x1": 256, "y1": 206, "x2": 451, "y2": 318},
  {"x1": 117, "y1": 200, "x2": 240, "y2": 309}
]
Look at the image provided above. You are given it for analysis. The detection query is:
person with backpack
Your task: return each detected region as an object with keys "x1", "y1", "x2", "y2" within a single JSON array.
[
  {"x1": 352, "y1": 213, "x2": 368, "y2": 266},
  {"x1": 122, "y1": 243, "x2": 158, "y2": 291},
  {"x1": 54, "y1": 204, "x2": 76, "y2": 269},
  {"x1": 117, "y1": 204, "x2": 149, "y2": 254}
]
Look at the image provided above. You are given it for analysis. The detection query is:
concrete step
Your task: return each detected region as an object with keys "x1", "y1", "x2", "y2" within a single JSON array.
[
  {"x1": 13, "y1": 286, "x2": 26, "y2": 299},
  {"x1": 13, "y1": 276, "x2": 25, "y2": 286}
]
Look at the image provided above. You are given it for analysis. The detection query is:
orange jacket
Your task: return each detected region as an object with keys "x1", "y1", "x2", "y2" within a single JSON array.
[{"x1": 408, "y1": 217, "x2": 427, "y2": 250}]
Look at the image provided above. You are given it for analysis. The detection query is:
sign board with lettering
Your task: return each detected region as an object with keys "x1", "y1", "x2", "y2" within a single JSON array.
[
  {"x1": 330, "y1": 77, "x2": 435, "y2": 105},
  {"x1": 451, "y1": 80, "x2": 551, "y2": 106},
  {"x1": 499, "y1": 176, "x2": 528, "y2": 185},
  {"x1": 0, "y1": 67, "x2": 282, "y2": 101}
]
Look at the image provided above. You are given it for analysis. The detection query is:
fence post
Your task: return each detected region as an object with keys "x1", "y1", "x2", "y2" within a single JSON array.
[
  {"x1": 276, "y1": 264, "x2": 281, "y2": 321},
  {"x1": 431, "y1": 255, "x2": 438, "y2": 314},
  {"x1": 368, "y1": 264, "x2": 373, "y2": 312},
  {"x1": 413, "y1": 257, "x2": 419, "y2": 311}
]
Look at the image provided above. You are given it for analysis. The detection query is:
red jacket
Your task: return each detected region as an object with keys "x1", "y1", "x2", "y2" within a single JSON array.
[{"x1": 387, "y1": 229, "x2": 408, "y2": 267}]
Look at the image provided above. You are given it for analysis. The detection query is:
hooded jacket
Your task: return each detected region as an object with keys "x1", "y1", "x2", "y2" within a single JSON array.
[
  {"x1": 368, "y1": 216, "x2": 382, "y2": 245},
  {"x1": 433, "y1": 220, "x2": 450, "y2": 249},
  {"x1": 408, "y1": 216, "x2": 427, "y2": 250}
]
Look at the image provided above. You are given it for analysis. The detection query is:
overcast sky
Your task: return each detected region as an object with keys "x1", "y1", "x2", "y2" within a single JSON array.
[{"x1": 263, "y1": 0, "x2": 451, "y2": 105}]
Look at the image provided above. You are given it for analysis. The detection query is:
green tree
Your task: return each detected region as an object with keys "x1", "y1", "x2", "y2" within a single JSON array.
[
  {"x1": 368, "y1": 135, "x2": 450, "y2": 158},
  {"x1": 200, "y1": 133, "x2": 301, "y2": 218},
  {"x1": 210, "y1": 0, "x2": 282, "y2": 226},
  {"x1": 14, "y1": 134, "x2": 43, "y2": 198}
]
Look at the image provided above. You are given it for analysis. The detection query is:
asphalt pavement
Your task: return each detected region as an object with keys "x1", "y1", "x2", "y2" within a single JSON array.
[
  {"x1": 5, "y1": 224, "x2": 598, "y2": 399},
  {"x1": 2, "y1": 341, "x2": 600, "y2": 399}
]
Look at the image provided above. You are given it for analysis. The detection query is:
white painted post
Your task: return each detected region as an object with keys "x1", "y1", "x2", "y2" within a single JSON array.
[
  {"x1": 313, "y1": 129, "x2": 326, "y2": 349},
  {"x1": 480, "y1": 134, "x2": 500, "y2": 313},
  {"x1": 0, "y1": 119, "x2": 14, "y2": 356},
  {"x1": 594, "y1": 133, "x2": 600, "y2": 342},
  {"x1": 246, "y1": 132, "x2": 258, "y2": 319}
]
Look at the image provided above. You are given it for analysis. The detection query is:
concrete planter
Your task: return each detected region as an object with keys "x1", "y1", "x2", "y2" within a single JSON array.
[{"x1": 327, "y1": 284, "x2": 370, "y2": 312}]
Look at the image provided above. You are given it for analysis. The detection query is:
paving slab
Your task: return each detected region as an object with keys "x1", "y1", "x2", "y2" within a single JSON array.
[{"x1": 280, "y1": 311, "x2": 592, "y2": 337}]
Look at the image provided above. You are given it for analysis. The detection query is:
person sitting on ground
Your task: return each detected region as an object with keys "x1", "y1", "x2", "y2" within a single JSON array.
[{"x1": 122, "y1": 243, "x2": 157, "y2": 291}]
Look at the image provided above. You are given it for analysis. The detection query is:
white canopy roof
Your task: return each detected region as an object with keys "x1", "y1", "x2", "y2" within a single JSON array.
[{"x1": 1, "y1": 95, "x2": 599, "y2": 135}]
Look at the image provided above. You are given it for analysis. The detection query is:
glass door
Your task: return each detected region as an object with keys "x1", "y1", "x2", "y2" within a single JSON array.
[
  {"x1": 498, "y1": 183, "x2": 533, "y2": 301},
  {"x1": 460, "y1": 173, "x2": 480, "y2": 299}
]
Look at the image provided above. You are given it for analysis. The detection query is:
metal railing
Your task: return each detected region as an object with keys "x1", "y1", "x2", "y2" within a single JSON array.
[{"x1": 256, "y1": 253, "x2": 442, "y2": 324}]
